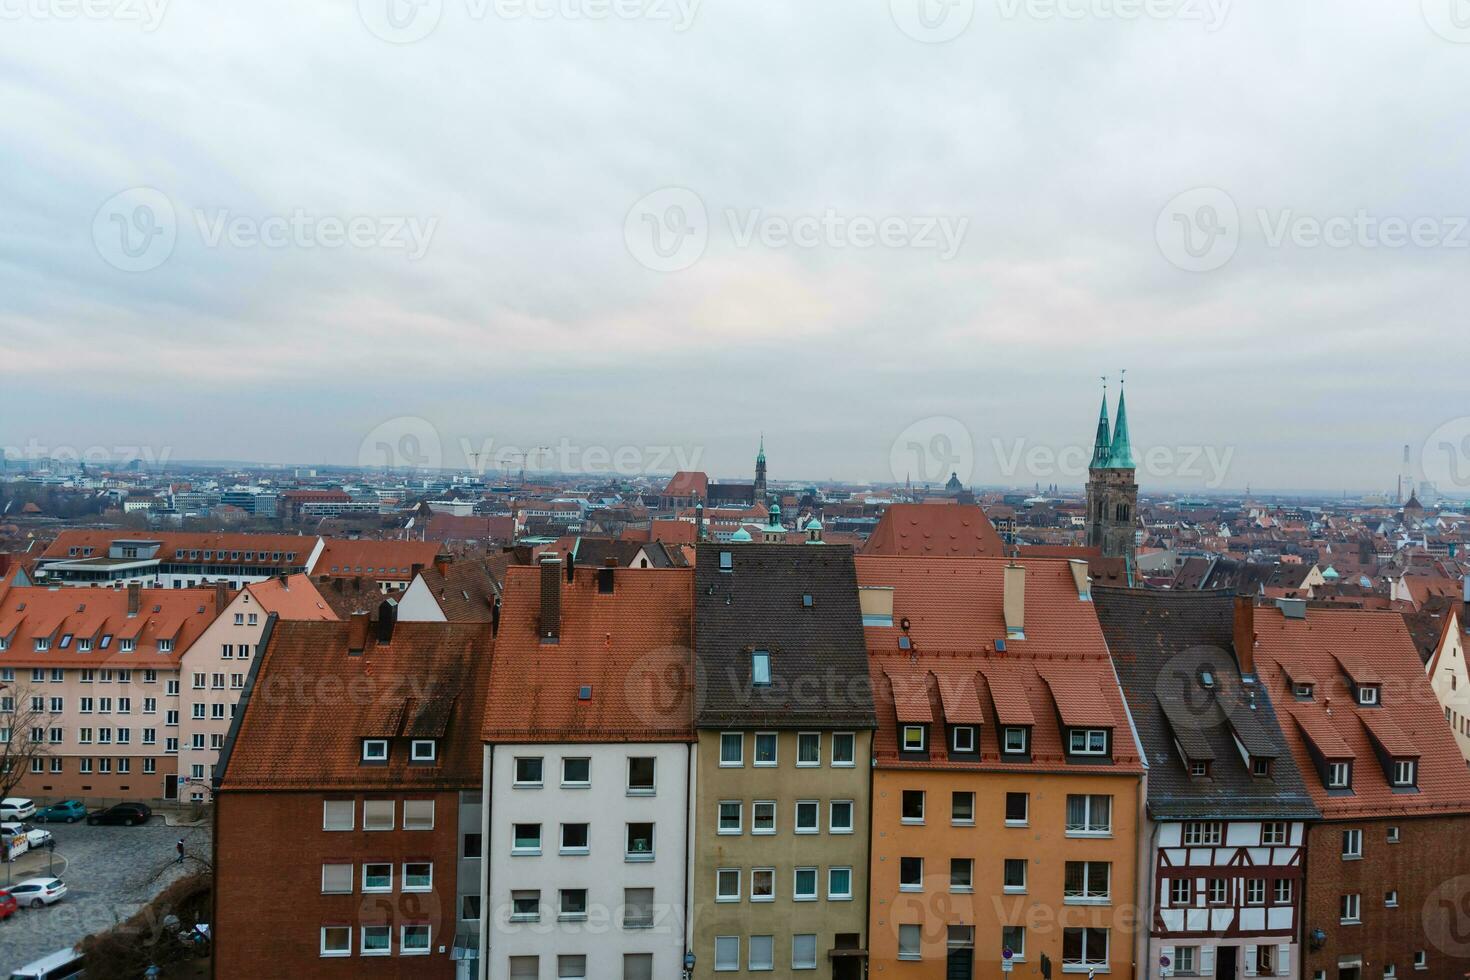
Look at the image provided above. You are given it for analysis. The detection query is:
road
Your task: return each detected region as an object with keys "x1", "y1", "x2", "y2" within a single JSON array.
[{"x1": 0, "y1": 816, "x2": 210, "y2": 972}]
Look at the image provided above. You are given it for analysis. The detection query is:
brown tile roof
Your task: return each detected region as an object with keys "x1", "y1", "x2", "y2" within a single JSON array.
[
  {"x1": 413, "y1": 557, "x2": 504, "y2": 622},
  {"x1": 0, "y1": 585, "x2": 227, "y2": 667},
  {"x1": 40, "y1": 530, "x2": 313, "y2": 566},
  {"x1": 663, "y1": 471, "x2": 708, "y2": 497},
  {"x1": 245, "y1": 574, "x2": 338, "y2": 621},
  {"x1": 861, "y1": 504, "x2": 1007, "y2": 558},
  {"x1": 483, "y1": 564, "x2": 695, "y2": 743},
  {"x1": 221, "y1": 620, "x2": 493, "y2": 791},
  {"x1": 314, "y1": 539, "x2": 443, "y2": 580}
]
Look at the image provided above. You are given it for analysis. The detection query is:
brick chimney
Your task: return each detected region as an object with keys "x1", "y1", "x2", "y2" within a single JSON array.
[
  {"x1": 347, "y1": 612, "x2": 369, "y2": 654},
  {"x1": 434, "y1": 554, "x2": 450, "y2": 578},
  {"x1": 127, "y1": 582, "x2": 141, "y2": 617},
  {"x1": 1003, "y1": 563, "x2": 1025, "y2": 639},
  {"x1": 215, "y1": 581, "x2": 229, "y2": 613},
  {"x1": 1233, "y1": 595, "x2": 1256, "y2": 675},
  {"x1": 540, "y1": 555, "x2": 561, "y2": 642}
]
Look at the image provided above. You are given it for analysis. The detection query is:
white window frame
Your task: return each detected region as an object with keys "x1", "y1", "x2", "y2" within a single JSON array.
[
  {"x1": 901, "y1": 725, "x2": 926, "y2": 752},
  {"x1": 513, "y1": 756, "x2": 545, "y2": 787},
  {"x1": 952, "y1": 725, "x2": 976, "y2": 752},
  {"x1": 360, "y1": 925, "x2": 391, "y2": 957},
  {"x1": 719, "y1": 732, "x2": 743, "y2": 767},
  {"x1": 1068, "y1": 728, "x2": 1109, "y2": 755},
  {"x1": 794, "y1": 800, "x2": 819, "y2": 834},
  {"x1": 410, "y1": 739, "x2": 436, "y2": 762},
  {"x1": 1341, "y1": 892, "x2": 1361, "y2": 924},
  {"x1": 828, "y1": 866, "x2": 853, "y2": 900},
  {"x1": 750, "y1": 868, "x2": 775, "y2": 903},
  {"x1": 1002, "y1": 726, "x2": 1029, "y2": 753},
  {"x1": 322, "y1": 800, "x2": 354, "y2": 831},
  {"x1": 361, "y1": 738, "x2": 388, "y2": 762},
  {"x1": 752, "y1": 800, "x2": 776, "y2": 835},
  {"x1": 831, "y1": 731, "x2": 856, "y2": 767},
  {"x1": 715, "y1": 868, "x2": 741, "y2": 902},
  {"x1": 793, "y1": 867, "x2": 818, "y2": 901},
  {"x1": 796, "y1": 731, "x2": 821, "y2": 767},
  {"x1": 753, "y1": 731, "x2": 778, "y2": 766},
  {"x1": 320, "y1": 925, "x2": 352, "y2": 958},
  {"x1": 399, "y1": 924, "x2": 430, "y2": 956},
  {"x1": 717, "y1": 801, "x2": 742, "y2": 835},
  {"x1": 403, "y1": 799, "x2": 435, "y2": 831},
  {"x1": 830, "y1": 799, "x2": 854, "y2": 834},
  {"x1": 362, "y1": 862, "x2": 393, "y2": 893}
]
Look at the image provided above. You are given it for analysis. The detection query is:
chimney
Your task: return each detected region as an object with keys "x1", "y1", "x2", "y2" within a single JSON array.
[
  {"x1": 411, "y1": 562, "x2": 426, "y2": 580},
  {"x1": 376, "y1": 598, "x2": 397, "y2": 644},
  {"x1": 215, "y1": 581, "x2": 229, "y2": 612},
  {"x1": 565, "y1": 550, "x2": 576, "y2": 584},
  {"x1": 1003, "y1": 563, "x2": 1025, "y2": 639},
  {"x1": 347, "y1": 612, "x2": 369, "y2": 654},
  {"x1": 540, "y1": 555, "x2": 561, "y2": 642},
  {"x1": 127, "y1": 582, "x2": 141, "y2": 617},
  {"x1": 1233, "y1": 595, "x2": 1256, "y2": 675},
  {"x1": 434, "y1": 554, "x2": 450, "y2": 578},
  {"x1": 598, "y1": 557, "x2": 616, "y2": 595}
]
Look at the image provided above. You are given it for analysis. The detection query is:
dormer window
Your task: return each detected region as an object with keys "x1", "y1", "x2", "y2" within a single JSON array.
[
  {"x1": 1002, "y1": 727, "x2": 1029, "y2": 755},
  {"x1": 1357, "y1": 685, "x2": 1380, "y2": 706},
  {"x1": 751, "y1": 650, "x2": 772, "y2": 686},
  {"x1": 1189, "y1": 759, "x2": 1211, "y2": 778},
  {"x1": 1294, "y1": 682, "x2": 1314, "y2": 700},
  {"x1": 362, "y1": 739, "x2": 388, "y2": 763},
  {"x1": 120, "y1": 639, "x2": 134, "y2": 653},
  {"x1": 78, "y1": 638, "x2": 91, "y2": 652},
  {"x1": 1252, "y1": 757, "x2": 1273, "y2": 779},
  {"x1": 1068, "y1": 728, "x2": 1109, "y2": 756},
  {"x1": 951, "y1": 726, "x2": 976, "y2": 753},
  {"x1": 718, "y1": 551, "x2": 733, "y2": 572},
  {"x1": 410, "y1": 739, "x2": 437, "y2": 763},
  {"x1": 901, "y1": 725, "x2": 926, "y2": 752},
  {"x1": 34, "y1": 638, "x2": 49, "y2": 652},
  {"x1": 1391, "y1": 759, "x2": 1417, "y2": 787},
  {"x1": 1327, "y1": 761, "x2": 1352, "y2": 789}
]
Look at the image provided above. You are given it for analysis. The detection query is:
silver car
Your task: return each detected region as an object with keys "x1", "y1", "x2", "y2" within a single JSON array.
[{"x1": 9, "y1": 877, "x2": 66, "y2": 908}]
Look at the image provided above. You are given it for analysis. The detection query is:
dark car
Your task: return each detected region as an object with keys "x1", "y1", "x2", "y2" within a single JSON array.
[{"x1": 86, "y1": 803, "x2": 152, "y2": 827}]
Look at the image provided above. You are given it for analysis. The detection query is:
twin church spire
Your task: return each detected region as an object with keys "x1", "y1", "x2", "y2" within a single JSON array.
[{"x1": 1090, "y1": 378, "x2": 1136, "y2": 472}]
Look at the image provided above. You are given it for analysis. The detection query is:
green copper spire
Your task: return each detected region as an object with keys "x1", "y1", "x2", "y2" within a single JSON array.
[
  {"x1": 1090, "y1": 388, "x2": 1111, "y2": 468},
  {"x1": 1106, "y1": 385, "x2": 1136, "y2": 470},
  {"x1": 757, "y1": 433, "x2": 765, "y2": 464}
]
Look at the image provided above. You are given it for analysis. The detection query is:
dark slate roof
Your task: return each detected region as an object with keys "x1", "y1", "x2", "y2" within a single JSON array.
[
  {"x1": 1093, "y1": 587, "x2": 1319, "y2": 821},
  {"x1": 694, "y1": 543, "x2": 875, "y2": 729}
]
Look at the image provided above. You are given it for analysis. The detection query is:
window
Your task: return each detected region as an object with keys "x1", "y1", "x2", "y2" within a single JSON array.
[
  {"x1": 831, "y1": 732, "x2": 855, "y2": 766},
  {"x1": 1246, "y1": 878, "x2": 1265, "y2": 905},
  {"x1": 1392, "y1": 759, "x2": 1417, "y2": 787},
  {"x1": 1274, "y1": 879, "x2": 1294, "y2": 904},
  {"x1": 463, "y1": 833, "x2": 482, "y2": 858},
  {"x1": 828, "y1": 866, "x2": 853, "y2": 899},
  {"x1": 555, "y1": 954, "x2": 586, "y2": 979},
  {"x1": 511, "y1": 890, "x2": 540, "y2": 921},
  {"x1": 1175, "y1": 947, "x2": 1197, "y2": 975},
  {"x1": 1006, "y1": 792, "x2": 1029, "y2": 825},
  {"x1": 1253, "y1": 757, "x2": 1272, "y2": 778},
  {"x1": 512, "y1": 824, "x2": 542, "y2": 854},
  {"x1": 514, "y1": 756, "x2": 544, "y2": 786},
  {"x1": 1065, "y1": 862, "x2": 1110, "y2": 902},
  {"x1": 718, "y1": 550, "x2": 733, "y2": 571},
  {"x1": 1358, "y1": 685, "x2": 1380, "y2": 706},
  {"x1": 715, "y1": 936, "x2": 739, "y2": 971},
  {"x1": 400, "y1": 799, "x2": 434, "y2": 831},
  {"x1": 558, "y1": 888, "x2": 587, "y2": 920},
  {"x1": 1183, "y1": 822, "x2": 1223, "y2": 846},
  {"x1": 1343, "y1": 829, "x2": 1363, "y2": 859},
  {"x1": 1341, "y1": 893, "x2": 1361, "y2": 923},
  {"x1": 717, "y1": 801, "x2": 742, "y2": 834},
  {"x1": 320, "y1": 925, "x2": 351, "y2": 957},
  {"x1": 1384, "y1": 967, "x2": 1397, "y2": 980},
  {"x1": 794, "y1": 867, "x2": 818, "y2": 900},
  {"x1": 321, "y1": 863, "x2": 353, "y2": 894},
  {"x1": 626, "y1": 822, "x2": 654, "y2": 859},
  {"x1": 627, "y1": 756, "x2": 656, "y2": 794},
  {"x1": 901, "y1": 790, "x2": 925, "y2": 823},
  {"x1": 1262, "y1": 822, "x2": 1288, "y2": 845},
  {"x1": 462, "y1": 894, "x2": 481, "y2": 923},
  {"x1": 752, "y1": 650, "x2": 772, "y2": 686},
  {"x1": 361, "y1": 926, "x2": 391, "y2": 956},
  {"x1": 720, "y1": 732, "x2": 743, "y2": 766},
  {"x1": 410, "y1": 739, "x2": 436, "y2": 762},
  {"x1": 748, "y1": 935, "x2": 774, "y2": 971},
  {"x1": 362, "y1": 863, "x2": 393, "y2": 892},
  {"x1": 951, "y1": 858, "x2": 974, "y2": 892},
  {"x1": 1388, "y1": 826, "x2": 1401, "y2": 843},
  {"x1": 1189, "y1": 759, "x2": 1210, "y2": 777},
  {"x1": 394, "y1": 924, "x2": 428, "y2": 956},
  {"x1": 560, "y1": 822, "x2": 589, "y2": 853},
  {"x1": 322, "y1": 800, "x2": 354, "y2": 831},
  {"x1": 363, "y1": 800, "x2": 394, "y2": 831},
  {"x1": 1386, "y1": 889, "x2": 1399, "y2": 907},
  {"x1": 1066, "y1": 794, "x2": 1111, "y2": 835},
  {"x1": 1003, "y1": 727, "x2": 1029, "y2": 753},
  {"x1": 716, "y1": 868, "x2": 741, "y2": 902},
  {"x1": 797, "y1": 732, "x2": 820, "y2": 766},
  {"x1": 830, "y1": 800, "x2": 854, "y2": 834},
  {"x1": 899, "y1": 924, "x2": 922, "y2": 960},
  {"x1": 792, "y1": 934, "x2": 818, "y2": 970},
  {"x1": 1068, "y1": 728, "x2": 1109, "y2": 755},
  {"x1": 623, "y1": 888, "x2": 654, "y2": 929},
  {"x1": 361, "y1": 738, "x2": 387, "y2": 762},
  {"x1": 1003, "y1": 925, "x2": 1026, "y2": 959},
  {"x1": 952, "y1": 791, "x2": 975, "y2": 824},
  {"x1": 952, "y1": 725, "x2": 976, "y2": 752},
  {"x1": 901, "y1": 725, "x2": 926, "y2": 751},
  {"x1": 754, "y1": 732, "x2": 777, "y2": 765},
  {"x1": 752, "y1": 801, "x2": 776, "y2": 834},
  {"x1": 1062, "y1": 928, "x2": 1109, "y2": 970},
  {"x1": 1255, "y1": 946, "x2": 1274, "y2": 976},
  {"x1": 751, "y1": 868, "x2": 775, "y2": 902},
  {"x1": 556, "y1": 756, "x2": 590, "y2": 787},
  {"x1": 1415, "y1": 951, "x2": 1427, "y2": 969},
  {"x1": 1004, "y1": 858, "x2": 1027, "y2": 893},
  {"x1": 1327, "y1": 761, "x2": 1351, "y2": 788},
  {"x1": 894, "y1": 855, "x2": 923, "y2": 891}
]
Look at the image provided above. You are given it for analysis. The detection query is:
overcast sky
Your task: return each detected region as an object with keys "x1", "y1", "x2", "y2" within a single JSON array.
[{"x1": 2, "y1": 0, "x2": 1468, "y2": 494}]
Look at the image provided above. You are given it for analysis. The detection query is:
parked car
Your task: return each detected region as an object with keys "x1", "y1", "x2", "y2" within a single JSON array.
[
  {"x1": 0, "y1": 889, "x2": 17, "y2": 921},
  {"x1": 32, "y1": 800, "x2": 86, "y2": 824},
  {"x1": 85, "y1": 802, "x2": 152, "y2": 827},
  {"x1": 8, "y1": 877, "x2": 66, "y2": 908},
  {"x1": 0, "y1": 798, "x2": 35, "y2": 821},
  {"x1": 7, "y1": 946, "x2": 83, "y2": 978},
  {"x1": 0, "y1": 822, "x2": 52, "y2": 848}
]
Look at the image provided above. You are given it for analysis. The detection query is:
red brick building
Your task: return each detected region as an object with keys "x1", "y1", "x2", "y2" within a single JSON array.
[
  {"x1": 1250, "y1": 600, "x2": 1470, "y2": 980},
  {"x1": 214, "y1": 614, "x2": 492, "y2": 978}
]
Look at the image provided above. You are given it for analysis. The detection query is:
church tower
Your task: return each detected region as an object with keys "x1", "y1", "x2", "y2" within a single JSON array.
[
  {"x1": 753, "y1": 435, "x2": 767, "y2": 503},
  {"x1": 1085, "y1": 380, "x2": 1138, "y2": 567}
]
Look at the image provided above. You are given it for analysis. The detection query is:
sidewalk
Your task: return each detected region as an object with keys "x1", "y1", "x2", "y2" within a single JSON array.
[{"x1": 2, "y1": 845, "x2": 67, "y2": 883}]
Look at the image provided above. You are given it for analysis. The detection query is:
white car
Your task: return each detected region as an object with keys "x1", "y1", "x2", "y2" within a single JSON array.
[
  {"x1": 0, "y1": 798, "x2": 35, "y2": 821},
  {"x1": 9, "y1": 877, "x2": 66, "y2": 908},
  {"x1": 1, "y1": 822, "x2": 52, "y2": 848}
]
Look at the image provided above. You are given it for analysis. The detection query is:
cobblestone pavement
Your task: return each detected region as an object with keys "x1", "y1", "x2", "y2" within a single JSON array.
[{"x1": 0, "y1": 816, "x2": 211, "y2": 972}]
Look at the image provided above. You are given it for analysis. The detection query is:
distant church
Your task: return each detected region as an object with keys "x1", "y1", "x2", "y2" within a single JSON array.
[
  {"x1": 1085, "y1": 384, "x2": 1139, "y2": 567},
  {"x1": 705, "y1": 437, "x2": 768, "y2": 509}
]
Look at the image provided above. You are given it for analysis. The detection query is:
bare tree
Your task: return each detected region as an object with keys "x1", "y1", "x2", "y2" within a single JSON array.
[{"x1": 0, "y1": 680, "x2": 52, "y2": 801}]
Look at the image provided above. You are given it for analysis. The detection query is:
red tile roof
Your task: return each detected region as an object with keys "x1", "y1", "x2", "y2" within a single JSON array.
[
  {"x1": 41, "y1": 530, "x2": 313, "y2": 565},
  {"x1": 861, "y1": 504, "x2": 1007, "y2": 558},
  {"x1": 314, "y1": 539, "x2": 443, "y2": 580},
  {"x1": 0, "y1": 585, "x2": 228, "y2": 667},
  {"x1": 663, "y1": 471, "x2": 708, "y2": 497},
  {"x1": 483, "y1": 564, "x2": 695, "y2": 744}
]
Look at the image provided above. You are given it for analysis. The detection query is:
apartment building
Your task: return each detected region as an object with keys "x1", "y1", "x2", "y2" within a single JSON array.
[
  {"x1": 34, "y1": 530, "x2": 321, "y2": 588},
  {"x1": 214, "y1": 617, "x2": 494, "y2": 978},
  {"x1": 1411, "y1": 602, "x2": 1470, "y2": 762},
  {"x1": 1250, "y1": 600, "x2": 1470, "y2": 980},
  {"x1": 480, "y1": 557, "x2": 696, "y2": 980},
  {"x1": 859, "y1": 556, "x2": 1144, "y2": 980},
  {"x1": 1096, "y1": 589, "x2": 1320, "y2": 980},
  {"x1": 176, "y1": 574, "x2": 336, "y2": 802},
  {"x1": 692, "y1": 543, "x2": 876, "y2": 980},
  {"x1": 0, "y1": 582, "x2": 226, "y2": 801}
]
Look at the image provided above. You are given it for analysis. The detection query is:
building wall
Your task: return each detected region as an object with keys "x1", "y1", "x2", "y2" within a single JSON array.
[
  {"x1": 177, "y1": 590, "x2": 265, "y2": 801},
  {"x1": 1428, "y1": 625, "x2": 1470, "y2": 763},
  {"x1": 869, "y1": 768, "x2": 1141, "y2": 980},
  {"x1": 215, "y1": 789, "x2": 465, "y2": 979},
  {"x1": 692, "y1": 728, "x2": 873, "y2": 980},
  {"x1": 1302, "y1": 816, "x2": 1470, "y2": 980},
  {"x1": 484, "y1": 741, "x2": 693, "y2": 980},
  {"x1": 397, "y1": 577, "x2": 449, "y2": 622}
]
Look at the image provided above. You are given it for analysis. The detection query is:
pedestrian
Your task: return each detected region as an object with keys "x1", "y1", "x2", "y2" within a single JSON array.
[{"x1": 175, "y1": 838, "x2": 185, "y2": 863}]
